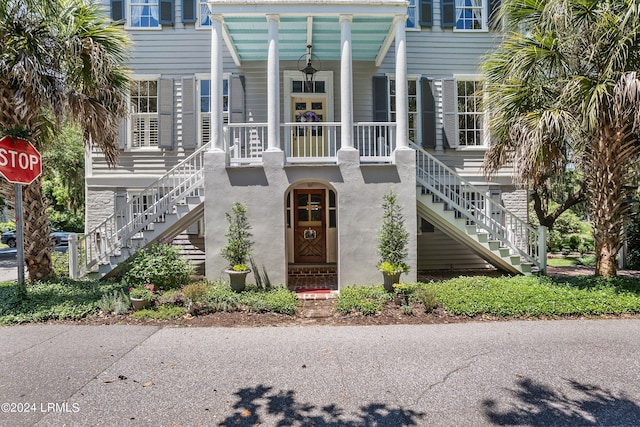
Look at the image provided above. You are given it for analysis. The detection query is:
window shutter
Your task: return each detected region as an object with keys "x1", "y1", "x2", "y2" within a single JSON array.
[
  {"x1": 111, "y1": 0, "x2": 124, "y2": 22},
  {"x1": 118, "y1": 118, "x2": 127, "y2": 149},
  {"x1": 372, "y1": 75, "x2": 388, "y2": 122},
  {"x1": 229, "y1": 75, "x2": 245, "y2": 123},
  {"x1": 442, "y1": 78, "x2": 458, "y2": 149},
  {"x1": 181, "y1": 76, "x2": 197, "y2": 149},
  {"x1": 115, "y1": 191, "x2": 128, "y2": 230},
  {"x1": 183, "y1": 0, "x2": 197, "y2": 23},
  {"x1": 488, "y1": 0, "x2": 501, "y2": 29},
  {"x1": 158, "y1": 78, "x2": 175, "y2": 149},
  {"x1": 159, "y1": 0, "x2": 174, "y2": 25},
  {"x1": 419, "y1": 0, "x2": 433, "y2": 27},
  {"x1": 441, "y1": 0, "x2": 456, "y2": 28},
  {"x1": 420, "y1": 77, "x2": 436, "y2": 149}
]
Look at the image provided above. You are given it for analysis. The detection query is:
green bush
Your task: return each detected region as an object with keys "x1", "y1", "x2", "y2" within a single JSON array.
[
  {"x1": 121, "y1": 243, "x2": 194, "y2": 291},
  {"x1": 97, "y1": 290, "x2": 130, "y2": 315},
  {"x1": 243, "y1": 287, "x2": 297, "y2": 314},
  {"x1": 0, "y1": 221, "x2": 15, "y2": 233},
  {"x1": 51, "y1": 251, "x2": 69, "y2": 278},
  {"x1": 335, "y1": 286, "x2": 393, "y2": 315},
  {"x1": 413, "y1": 288, "x2": 438, "y2": 312},
  {"x1": 131, "y1": 305, "x2": 186, "y2": 320}
]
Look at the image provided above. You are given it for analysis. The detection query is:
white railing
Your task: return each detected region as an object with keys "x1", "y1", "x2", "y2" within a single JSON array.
[
  {"x1": 354, "y1": 122, "x2": 396, "y2": 162},
  {"x1": 411, "y1": 142, "x2": 544, "y2": 271},
  {"x1": 77, "y1": 142, "x2": 211, "y2": 276},
  {"x1": 283, "y1": 122, "x2": 340, "y2": 162},
  {"x1": 226, "y1": 123, "x2": 268, "y2": 164}
]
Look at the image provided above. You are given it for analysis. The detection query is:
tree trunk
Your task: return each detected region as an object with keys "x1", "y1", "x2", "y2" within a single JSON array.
[
  {"x1": 585, "y1": 126, "x2": 636, "y2": 277},
  {"x1": 22, "y1": 179, "x2": 53, "y2": 280}
]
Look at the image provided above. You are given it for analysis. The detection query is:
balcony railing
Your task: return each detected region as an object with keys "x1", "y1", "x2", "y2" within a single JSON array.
[{"x1": 224, "y1": 122, "x2": 397, "y2": 164}]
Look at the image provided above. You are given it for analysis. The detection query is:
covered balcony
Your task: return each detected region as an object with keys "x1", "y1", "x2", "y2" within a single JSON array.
[{"x1": 206, "y1": 0, "x2": 412, "y2": 165}]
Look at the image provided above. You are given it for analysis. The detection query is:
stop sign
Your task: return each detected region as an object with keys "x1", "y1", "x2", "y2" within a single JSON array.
[{"x1": 0, "y1": 136, "x2": 42, "y2": 184}]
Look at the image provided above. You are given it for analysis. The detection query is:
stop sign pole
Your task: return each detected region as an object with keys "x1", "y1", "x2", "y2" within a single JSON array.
[{"x1": 0, "y1": 136, "x2": 43, "y2": 284}]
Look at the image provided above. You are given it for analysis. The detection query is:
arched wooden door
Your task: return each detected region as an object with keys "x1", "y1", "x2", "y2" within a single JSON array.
[{"x1": 294, "y1": 189, "x2": 326, "y2": 263}]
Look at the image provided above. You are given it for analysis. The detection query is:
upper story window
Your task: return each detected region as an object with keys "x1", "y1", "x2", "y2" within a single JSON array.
[
  {"x1": 457, "y1": 80, "x2": 486, "y2": 146},
  {"x1": 407, "y1": 0, "x2": 419, "y2": 29},
  {"x1": 130, "y1": 79, "x2": 159, "y2": 148},
  {"x1": 130, "y1": 0, "x2": 160, "y2": 28},
  {"x1": 198, "y1": 0, "x2": 211, "y2": 27},
  {"x1": 455, "y1": 0, "x2": 487, "y2": 30}
]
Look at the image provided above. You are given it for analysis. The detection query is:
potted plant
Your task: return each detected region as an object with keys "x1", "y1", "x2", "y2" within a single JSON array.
[
  {"x1": 128, "y1": 283, "x2": 155, "y2": 310},
  {"x1": 221, "y1": 202, "x2": 254, "y2": 291},
  {"x1": 377, "y1": 190, "x2": 409, "y2": 292}
]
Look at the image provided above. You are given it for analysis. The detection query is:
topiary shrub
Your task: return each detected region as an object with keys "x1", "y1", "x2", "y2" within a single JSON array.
[{"x1": 121, "y1": 243, "x2": 194, "y2": 291}]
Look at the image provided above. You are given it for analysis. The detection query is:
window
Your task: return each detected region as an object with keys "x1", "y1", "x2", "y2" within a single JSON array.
[
  {"x1": 130, "y1": 0, "x2": 160, "y2": 28},
  {"x1": 457, "y1": 80, "x2": 485, "y2": 146},
  {"x1": 130, "y1": 80, "x2": 159, "y2": 148},
  {"x1": 407, "y1": 0, "x2": 418, "y2": 29},
  {"x1": 455, "y1": 0, "x2": 486, "y2": 30},
  {"x1": 199, "y1": 78, "x2": 228, "y2": 145},
  {"x1": 198, "y1": 0, "x2": 211, "y2": 27},
  {"x1": 389, "y1": 78, "x2": 419, "y2": 143}
]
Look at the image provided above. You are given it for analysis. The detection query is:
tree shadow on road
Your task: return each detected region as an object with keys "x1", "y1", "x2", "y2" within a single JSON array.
[
  {"x1": 218, "y1": 384, "x2": 425, "y2": 426},
  {"x1": 483, "y1": 377, "x2": 640, "y2": 426}
]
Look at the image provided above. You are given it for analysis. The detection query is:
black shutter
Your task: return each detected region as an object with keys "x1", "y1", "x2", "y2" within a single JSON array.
[
  {"x1": 372, "y1": 76, "x2": 388, "y2": 122},
  {"x1": 489, "y1": 0, "x2": 501, "y2": 29},
  {"x1": 111, "y1": 0, "x2": 124, "y2": 22},
  {"x1": 183, "y1": 0, "x2": 197, "y2": 23},
  {"x1": 159, "y1": 0, "x2": 174, "y2": 26},
  {"x1": 419, "y1": 0, "x2": 433, "y2": 27},
  {"x1": 441, "y1": 0, "x2": 455, "y2": 28},
  {"x1": 420, "y1": 77, "x2": 436, "y2": 149},
  {"x1": 229, "y1": 75, "x2": 246, "y2": 124}
]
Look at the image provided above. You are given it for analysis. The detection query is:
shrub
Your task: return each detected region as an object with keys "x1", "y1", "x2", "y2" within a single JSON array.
[
  {"x1": 335, "y1": 286, "x2": 393, "y2": 315},
  {"x1": 97, "y1": 290, "x2": 130, "y2": 315},
  {"x1": 131, "y1": 305, "x2": 187, "y2": 320},
  {"x1": 51, "y1": 250, "x2": 69, "y2": 278},
  {"x1": 377, "y1": 190, "x2": 409, "y2": 273},
  {"x1": 157, "y1": 289, "x2": 184, "y2": 306},
  {"x1": 221, "y1": 202, "x2": 253, "y2": 269},
  {"x1": 244, "y1": 287, "x2": 297, "y2": 315},
  {"x1": 413, "y1": 288, "x2": 438, "y2": 312},
  {"x1": 182, "y1": 281, "x2": 210, "y2": 304},
  {"x1": 121, "y1": 243, "x2": 194, "y2": 291}
]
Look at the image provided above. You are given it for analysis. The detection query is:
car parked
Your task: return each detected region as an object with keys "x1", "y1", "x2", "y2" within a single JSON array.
[{"x1": 1, "y1": 229, "x2": 72, "y2": 248}]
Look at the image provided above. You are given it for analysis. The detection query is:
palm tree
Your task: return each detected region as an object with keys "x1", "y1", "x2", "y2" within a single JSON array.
[
  {"x1": 0, "y1": 0, "x2": 130, "y2": 280},
  {"x1": 483, "y1": 0, "x2": 640, "y2": 276}
]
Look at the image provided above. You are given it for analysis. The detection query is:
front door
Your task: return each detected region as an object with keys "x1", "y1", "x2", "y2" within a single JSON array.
[
  {"x1": 291, "y1": 97, "x2": 326, "y2": 157},
  {"x1": 294, "y1": 189, "x2": 326, "y2": 263}
]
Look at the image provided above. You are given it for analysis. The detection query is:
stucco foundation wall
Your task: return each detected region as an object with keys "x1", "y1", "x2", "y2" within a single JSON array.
[
  {"x1": 85, "y1": 189, "x2": 113, "y2": 233},
  {"x1": 204, "y1": 149, "x2": 417, "y2": 288}
]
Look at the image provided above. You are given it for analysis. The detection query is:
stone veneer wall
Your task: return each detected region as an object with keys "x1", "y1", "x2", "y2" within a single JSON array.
[{"x1": 85, "y1": 189, "x2": 114, "y2": 233}]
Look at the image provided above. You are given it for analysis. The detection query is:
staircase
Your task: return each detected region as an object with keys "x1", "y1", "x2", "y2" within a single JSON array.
[
  {"x1": 413, "y1": 143, "x2": 545, "y2": 275},
  {"x1": 77, "y1": 143, "x2": 210, "y2": 278},
  {"x1": 75, "y1": 141, "x2": 544, "y2": 279}
]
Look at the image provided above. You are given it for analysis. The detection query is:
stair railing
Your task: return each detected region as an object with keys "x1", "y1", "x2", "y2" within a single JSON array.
[
  {"x1": 411, "y1": 142, "x2": 542, "y2": 271},
  {"x1": 78, "y1": 142, "x2": 211, "y2": 276}
]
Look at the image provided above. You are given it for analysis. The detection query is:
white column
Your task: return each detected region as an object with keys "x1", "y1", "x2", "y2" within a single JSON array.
[
  {"x1": 267, "y1": 14, "x2": 281, "y2": 151},
  {"x1": 394, "y1": 15, "x2": 409, "y2": 149},
  {"x1": 211, "y1": 15, "x2": 225, "y2": 152},
  {"x1": 340, "y1": 14, "x2": 355, "y2": 150}
]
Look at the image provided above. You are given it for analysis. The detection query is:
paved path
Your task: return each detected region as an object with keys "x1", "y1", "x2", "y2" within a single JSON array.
[{"x1": 1, "y1": 320, "x2": 639, "y2": 426}]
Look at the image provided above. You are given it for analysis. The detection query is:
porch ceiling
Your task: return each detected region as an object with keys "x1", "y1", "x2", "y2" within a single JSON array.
[{"x1": 208, "y1": 0, "x2": 408, "y2": 64}]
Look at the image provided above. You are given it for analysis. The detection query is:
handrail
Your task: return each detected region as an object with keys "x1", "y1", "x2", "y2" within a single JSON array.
[
  {"x1": 78, "y1": 142, "x2": 211, "y2": 276},
  {"x1": 411, "y1": 142, "x2": 542, "y2": 270}
]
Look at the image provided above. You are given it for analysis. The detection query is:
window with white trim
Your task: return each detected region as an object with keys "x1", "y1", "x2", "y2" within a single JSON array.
[
  {"x1": 129, "y1": 0, "x2": 160, "y2": 28},
  {"x1": 197, "y1": 0, "x2": 211, "y2": 27},
  {"x1": 389, "y1": 78, "x2": 419, "y2": 143},
  {"x1": 198, "y1": 78, "x2": 228, "y2": 145},
  {"x1": 455, "y1": 0, "x2": 487, "y2": 30},
  {"x1": 457, "y1": 80, "x2": 486, "y2": 146},
  {"x1": 130, "y1": 80, "x2": 159, "y2": 148},
  {"x1": 407, "y1": 0, "x2": 419, "y2": 29}
]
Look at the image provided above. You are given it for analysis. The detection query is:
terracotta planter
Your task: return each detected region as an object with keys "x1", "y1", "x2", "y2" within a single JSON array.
[
  {"x1": 382, "y1": 271, "x2": 403, "y2": 292},
  {"x1": 226, "y1": 269, "x2": 251, "y2": 291},
  {"x1": 130, "y1": 297, "x2": 151, "y2": 311}
]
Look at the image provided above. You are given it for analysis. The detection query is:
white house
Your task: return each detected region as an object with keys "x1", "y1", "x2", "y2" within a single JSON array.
[{"x1": 81, "y1": 0, "x2": 544, "y2": 289}]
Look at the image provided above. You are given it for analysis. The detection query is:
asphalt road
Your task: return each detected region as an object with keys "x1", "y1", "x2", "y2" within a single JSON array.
[{"x1": 0, "y1": 320, "x2": 639, "y2": 426}]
